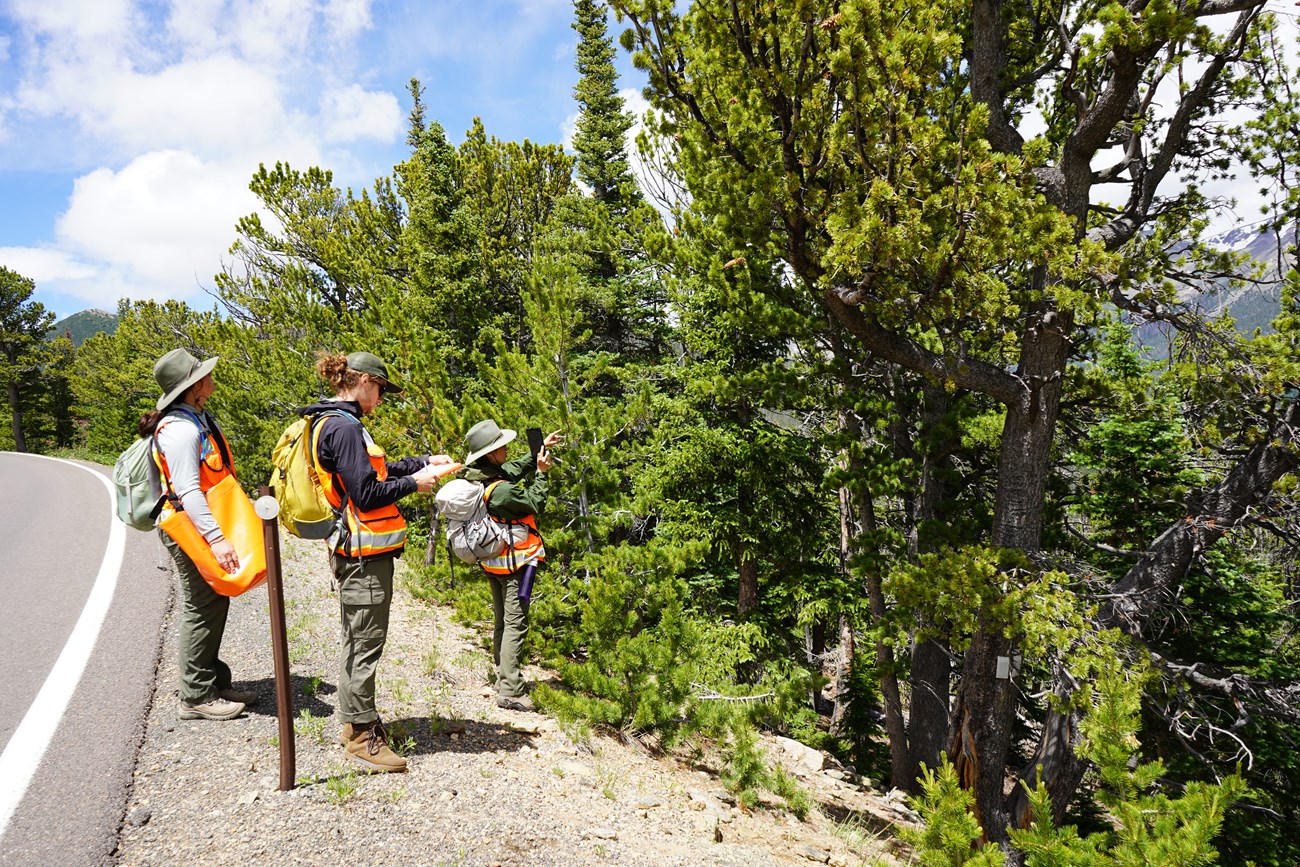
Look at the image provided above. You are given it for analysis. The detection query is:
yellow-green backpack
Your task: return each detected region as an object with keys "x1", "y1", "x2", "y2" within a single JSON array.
[{"x1": 268, "y1": 412, "x2": 342, "y2": 539}]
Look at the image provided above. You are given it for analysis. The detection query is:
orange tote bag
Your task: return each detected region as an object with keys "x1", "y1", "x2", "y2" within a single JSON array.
[{"x1": 159, "y1": 475, "x2": 267, "y2": 596}]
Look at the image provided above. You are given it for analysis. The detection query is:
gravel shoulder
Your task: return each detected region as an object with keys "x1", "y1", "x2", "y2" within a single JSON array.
[{"x1": 113, "y1": 534, "x2": 914, "y2": 867}]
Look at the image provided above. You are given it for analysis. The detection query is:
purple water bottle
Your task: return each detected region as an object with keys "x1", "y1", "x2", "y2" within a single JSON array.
[{"x1": 517, "y1": 562, "x2": 538, "y2": 602}]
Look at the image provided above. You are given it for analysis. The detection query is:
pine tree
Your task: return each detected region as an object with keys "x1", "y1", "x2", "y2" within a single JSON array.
[
  {"x1": 571, "y1": 0, "x2": 640, "y2": 218},
  {"x1": 0, "y1": 267, "x2": 55, "y2": 453},
  {"x1": 612, "y1": 0, "x2": 1291, "y2": 848}
]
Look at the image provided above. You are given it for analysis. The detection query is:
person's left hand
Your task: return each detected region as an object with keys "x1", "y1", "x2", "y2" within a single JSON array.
[
  {"x1": 428, "y1": 454, "x2": 455, "y2": 465},
  {"x1": 211, "y1": 538, "x2": 240, "y2": 574}
]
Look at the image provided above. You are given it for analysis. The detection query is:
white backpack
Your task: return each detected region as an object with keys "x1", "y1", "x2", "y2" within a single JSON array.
[
  {"x1": 435, "y1": 479, "x2": 515, "y2": 564},
  {"x1": 113, "y1": 435, "x2": 163, "y2": 530}
]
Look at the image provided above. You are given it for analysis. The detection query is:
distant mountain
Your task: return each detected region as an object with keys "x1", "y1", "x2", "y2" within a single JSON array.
[
  {"x1": 51, "y1": 309, "x2": 119, "y2": 346},
  {"x1": 1132, "y1": 224, "x2": 1293, "y2": 357},
  {"x1": 1191, "y1": 224, "x2": 1294, "y2": 337}
]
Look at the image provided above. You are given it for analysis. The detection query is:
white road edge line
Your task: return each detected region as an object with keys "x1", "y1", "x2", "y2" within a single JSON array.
[{"x1": 0, "y1": 455, "x2": 126, "y2": 838}]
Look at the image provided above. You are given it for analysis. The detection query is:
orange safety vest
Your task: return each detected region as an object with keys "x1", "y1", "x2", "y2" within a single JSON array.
[
  {"x1": 478, "y1": 481, "x2": 545, "y2": 575},
  {"x1": 152, "y1": 407, "x2": 235, "y2": 503},
  {"x1": 151, "y1": 407, "x2": 267, "y2": 598},
  {"x1": 310, "y1": 412, "x2": 407, "y2": 558}
]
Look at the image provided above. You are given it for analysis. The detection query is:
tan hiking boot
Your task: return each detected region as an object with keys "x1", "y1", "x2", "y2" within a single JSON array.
[
  {"x1": 179, "y1": 697, "x2": 245, "y2": 720},
  {"x1": 341, "y1": 720, "x2": 407, "y2": 773}
]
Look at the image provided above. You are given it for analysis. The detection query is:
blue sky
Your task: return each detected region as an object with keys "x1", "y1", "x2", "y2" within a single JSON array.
[
  {"x1": 3, "y1": 2, "x2": 1296, "y2": 322},
  {"x1": 0, "y1": 0, "x2": 648, "y2": 320}
]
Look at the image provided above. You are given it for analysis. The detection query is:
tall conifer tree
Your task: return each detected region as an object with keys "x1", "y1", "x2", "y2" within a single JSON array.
[{"x1": 572, "y1": 0, "x2": 640, "y2": 219}]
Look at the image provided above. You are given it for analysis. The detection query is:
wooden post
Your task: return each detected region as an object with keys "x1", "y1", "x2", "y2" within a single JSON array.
[{"x1": 255, "y1": 486, "x2": 295, "y2": 791}]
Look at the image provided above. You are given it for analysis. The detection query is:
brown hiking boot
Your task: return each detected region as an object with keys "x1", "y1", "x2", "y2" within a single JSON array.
[
  {"x1": 219, "y1": 687, "x2": 258, "y2": 705},
  {"x1": 341, "y1": 720, "x2": 407, "y2": 773}
]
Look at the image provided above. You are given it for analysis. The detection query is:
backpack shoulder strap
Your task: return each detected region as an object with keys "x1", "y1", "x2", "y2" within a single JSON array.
[
  {"x1": 151, "y1": 414, "x2": 184, "y2": 508},
  {"x1": 307, "y1": 408, "x2": 357, "y2": 515},
  {"x1": 482, "y1": 480, "x2": 513, "y2": 521}
]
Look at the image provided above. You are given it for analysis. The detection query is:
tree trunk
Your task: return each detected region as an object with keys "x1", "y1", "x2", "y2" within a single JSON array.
[
  {"x1": 837, "y1": 406, "x2": 913, "y2": 789},
  {"x1": 905, "y1": 381, "x2": 957, "y2": 790},
  {"x1": 737, "y1": 550, "x2": 758, "y2": 616},
  {"x1": 830, "y1": 613, "x2": 855, "y2": 736},
  {"x1": 950, "y1": 299, "x2": 1071, "y2": 848},
  {"x1": 7, "y1": 381, "x2": 25, "y2": 453},
  {"x1": 909, "y1": 639, "x2": 951, "y2": 786},
  {"x1": 424, "y1": 504, "x2": 441, "y2": 566},
  {"x1": 1008, "y1": 689, "x2": 1086, "y2": 827}
]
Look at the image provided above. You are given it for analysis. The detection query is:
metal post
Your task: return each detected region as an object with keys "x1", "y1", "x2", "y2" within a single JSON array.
[{"x1": 255, "y1": 486, "x2": 295, "y2": 791}]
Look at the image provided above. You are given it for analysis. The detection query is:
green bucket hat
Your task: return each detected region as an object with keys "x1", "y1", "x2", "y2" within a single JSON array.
[
  {"x1": 154, "y1": 348, "x2": 219, "y2": 410},
  {"x1": 346, "y1": 351, "x2": 403, "y2": 395},
  {"x1": 464, "y1": 419, "x2": 516, "y2": 465}
]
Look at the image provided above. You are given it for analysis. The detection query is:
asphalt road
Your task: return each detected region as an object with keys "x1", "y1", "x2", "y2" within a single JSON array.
[{"x1": 0, "y1": 453, "x2": 172, "y2": 867}]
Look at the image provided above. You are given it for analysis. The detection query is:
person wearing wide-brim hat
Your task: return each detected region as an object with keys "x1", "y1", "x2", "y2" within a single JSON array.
[
  {"x1": 299, "y1": 350, "x2": 457, "y2": 773},
  {"x1": 139, "y1": 348, "x2": 258, "y2": 722},
  {"x1": 462, "y1": 419, "x2": 562, "y2": 712}
]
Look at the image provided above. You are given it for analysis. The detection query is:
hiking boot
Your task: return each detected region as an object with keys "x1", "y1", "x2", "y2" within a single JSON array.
[
  {"x1": 219, "y1": 687, "x2": 258, "y2": 704},
  {"x1": 179, "y1": 697, "x2": 245, "y2": 720},
  {"x1": 496, "y1": 694, "x2": 536, "y2": 712},
  {"x1": 341, "y1": 720, "x2": 407, "y2": 773}
]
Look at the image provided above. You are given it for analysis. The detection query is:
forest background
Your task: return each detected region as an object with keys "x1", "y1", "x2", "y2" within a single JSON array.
[{"x1": 4, "y1": 1, "x2": 1300, "y2": 864}]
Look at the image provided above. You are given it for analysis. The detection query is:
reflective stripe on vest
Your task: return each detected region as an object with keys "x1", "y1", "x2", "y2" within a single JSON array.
[
  {"x1": 479, "y1": 496, "x2": 545, "y2": 574},
  {"x1": 310, "y1": 412, "x2": 407, "y2": 558}
]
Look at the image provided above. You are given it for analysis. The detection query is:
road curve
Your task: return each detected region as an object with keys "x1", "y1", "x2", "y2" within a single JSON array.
[{"x1": 0, "y1": 453, "x2": 172, "y2": 866}]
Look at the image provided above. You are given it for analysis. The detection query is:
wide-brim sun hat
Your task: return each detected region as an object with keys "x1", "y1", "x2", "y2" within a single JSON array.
[
  {"x1": 346, "y1": 350, "x2": 403, "y2": 395},
  {"x1": 154, "y1": 348, "x2": 219, "y2": 410},
  {"x1": 464, "y1": 419, "x2": 516, "y2": 465}
]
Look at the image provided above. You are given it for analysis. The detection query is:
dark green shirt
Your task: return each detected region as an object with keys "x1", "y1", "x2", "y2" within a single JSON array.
[{"x1": 463, "y1": 454, "x2": 550, "y2": 521}]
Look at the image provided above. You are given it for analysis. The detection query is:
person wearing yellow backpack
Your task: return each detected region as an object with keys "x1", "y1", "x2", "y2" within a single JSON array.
[
  {"x1": 140, "y1": 348, "x2": 257, "y2": 722},
  {"x1": 300, "y1": 351, "x2": 456, "y2": 772}
]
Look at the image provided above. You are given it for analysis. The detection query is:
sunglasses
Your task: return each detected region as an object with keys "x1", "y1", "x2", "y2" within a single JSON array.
[{"x1": 371, "y1": 377, "x2": 398, "y2": 396}]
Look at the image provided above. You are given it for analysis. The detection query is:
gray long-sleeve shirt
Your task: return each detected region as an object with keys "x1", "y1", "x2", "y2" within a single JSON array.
[{"x1": 155, "y1": 407, "x2": 224, "y2": 542}]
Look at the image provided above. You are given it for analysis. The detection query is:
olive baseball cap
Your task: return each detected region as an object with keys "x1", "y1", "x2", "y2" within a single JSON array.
[{"x1": 346, "y1": 351, "x2": 403, "y2": 395}]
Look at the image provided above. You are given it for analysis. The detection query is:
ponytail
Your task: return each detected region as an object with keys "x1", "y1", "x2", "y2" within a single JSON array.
[
  {"x1": 138, "y1": 409, "x2": 164, "y2": 438},
  {"x1": 316, "y1": 351, "x2": 363, "y2": 393}
]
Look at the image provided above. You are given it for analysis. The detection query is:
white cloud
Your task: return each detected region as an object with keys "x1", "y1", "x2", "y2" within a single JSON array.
[
  {"x1": 0, "y1": 246, "x2": 97, "y2": 282},
  {"x1": 324, "y1": 0, "x2": 374, "y2": 43},
  {"x1": 225, "y1": 0, "x2": 317, "y2": 66},
  {"x1": 7, "y1": 0, "x2": 134, "y2": 43},
  {"x1": 321, "y1": 85, "x2": 402, "y2": 144},
  {"x1": 0, "y1": 0, "x2": 401, "y2": 312},
  {"x1": 90, "y1": 57, "x2": 288, "y2": 156},
  {"x1": 162, "y1": 0, "x2": 227, "y2": 56},
  {"x1": 54, "y1": 149, "x2": 260, "y2": 295}
]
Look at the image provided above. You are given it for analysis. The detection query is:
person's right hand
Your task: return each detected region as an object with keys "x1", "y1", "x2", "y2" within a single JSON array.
[
  {"x1": 211, "y1": 538, "x2": 240, "y2": 574},
  {"x1": 414, "y1": 472, "x2": 439, "y2": 493}
]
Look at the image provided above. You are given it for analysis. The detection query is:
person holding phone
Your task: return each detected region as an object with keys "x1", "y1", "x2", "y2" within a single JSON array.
[
  {"x1": 301, "y1": 351, "x2": 456, "y2": 772},
  {"x1": 461, "y1": 419, "x2": 562, "y2": 712}
]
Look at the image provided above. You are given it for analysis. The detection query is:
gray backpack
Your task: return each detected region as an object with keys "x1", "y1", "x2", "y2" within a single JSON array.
[
  {"x1": 112, "y1": 435, "x2": 163, "y2": 530},
  {"x1": 435, "y1": 479, "x2": 513, "y2": 564}
]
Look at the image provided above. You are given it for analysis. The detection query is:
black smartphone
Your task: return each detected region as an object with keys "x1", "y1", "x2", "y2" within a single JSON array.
[{"x1": 526, "y1": 426, "x2": 544, "y2": 459}]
